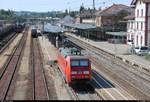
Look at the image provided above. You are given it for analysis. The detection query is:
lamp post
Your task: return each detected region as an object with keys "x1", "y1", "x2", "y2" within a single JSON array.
[
  {"x1": 131, "y1": 37, "x2": 134, "y2": 54},
  {"x1": 88, "y1": 29, "x2": 89, "y2": 42},
  {"x1": 61, "y1": 31, "x2": 64, "y2": 47},
  {"x1": 114, "y1": 42, "x2": 117, "y2": 58},
  {"x1": 56, "y1": 33, "x2": 59, "y2": 48}
]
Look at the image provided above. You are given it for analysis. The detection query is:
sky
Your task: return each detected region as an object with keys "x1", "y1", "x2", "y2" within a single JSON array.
[{"x1": 0, "y1": 0, "x2": 132, "y2": 12}]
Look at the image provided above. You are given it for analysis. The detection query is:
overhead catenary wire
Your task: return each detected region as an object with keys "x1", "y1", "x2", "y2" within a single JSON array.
[{"x1": 67, "y1": 0, "x2": 112, "y2": 11}]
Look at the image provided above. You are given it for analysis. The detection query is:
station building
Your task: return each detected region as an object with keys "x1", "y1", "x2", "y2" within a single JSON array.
[{"x1": 126, "y1": 0, "x2": 150, "y2": 48}]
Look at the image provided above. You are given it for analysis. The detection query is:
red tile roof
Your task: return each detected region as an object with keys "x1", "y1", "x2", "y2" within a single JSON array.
[
  {"x1": 95, "y1": 4, "x2": 131, "y2": 17},
  {"x1": 124, "y1": 8, "x2": 135, "y2": 20},
  {"x1": 124, "y1": 15, "x2": 135, "y2": 20}
]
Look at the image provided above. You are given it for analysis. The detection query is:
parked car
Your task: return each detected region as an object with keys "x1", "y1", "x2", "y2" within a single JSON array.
[{"x1": 134, "y1": 46, "x2": 149, "y2": 55}]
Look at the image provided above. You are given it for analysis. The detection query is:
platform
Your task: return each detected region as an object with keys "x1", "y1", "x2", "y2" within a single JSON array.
[{"x1": 66, "y1": 33, "x2": 150, "y2": 72}]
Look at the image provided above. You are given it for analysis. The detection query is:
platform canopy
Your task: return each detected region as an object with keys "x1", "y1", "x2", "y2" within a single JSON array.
[
  {"x1": 63, "y1": 23, "x2": 96, "y2": 30},
  {"x1": 63, "y1": 23, "x2": 76, "y2": 28},
  {"x1": 44, "y1": 23, "x2": 66, "y2": 33},
  {"x1": 106, "y1": 32, "x2": 126, "y2": 37},
  {"x1": 75, "y1": 24, "x2": 96, "y2": 30}
]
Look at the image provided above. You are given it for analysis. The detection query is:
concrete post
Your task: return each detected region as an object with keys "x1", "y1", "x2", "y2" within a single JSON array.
[{"x1": 56, "y1": 34, "x2": 59, "y2": 48}]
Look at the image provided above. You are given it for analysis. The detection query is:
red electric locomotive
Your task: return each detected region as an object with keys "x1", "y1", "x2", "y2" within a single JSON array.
[{"x1": 57, "y1": 47, "x2": 91, "y2": 84}]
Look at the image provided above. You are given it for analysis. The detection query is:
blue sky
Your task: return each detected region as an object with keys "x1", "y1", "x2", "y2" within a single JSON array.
[{"x1": 0, "y1": 0, "x2": 132, "y2": 12}]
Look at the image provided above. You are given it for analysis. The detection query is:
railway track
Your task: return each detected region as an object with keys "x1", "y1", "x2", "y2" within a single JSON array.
[
  {"x1": 0, "y1": 28, "x2": 28, "y2": 101},
  {"x1": 71, "y1": 83, "x2": 102, "y2": 100},
  {"x1": 66, "y1": 34, "x2": 150, "y2": 99},
  {"x1": 52, "y1": 63, "x2": 79, "y2": 100},
  {"x1": 91, "y1": 70, "x2": 131, "y2": 100},
  {"x1": 31, "y1": 38, "x2": 50, "y2": 100},
  {"x1": 51, "y1": 62, "x2": 102, "y2": 100},
  {"x1": 0, "y1": 32, "x2": 18, "y2": 54}
]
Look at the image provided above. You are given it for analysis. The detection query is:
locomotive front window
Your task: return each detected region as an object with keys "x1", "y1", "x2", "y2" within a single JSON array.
[
  {"x1": 71, "y1": 60, "x2": 79, "y2": 67},
  {"x1": 80, "y1": 60, "x2": 89, "y2": 67},
  {"x1": 71, "y1": 60, "x2": 89, "y2": 67}
]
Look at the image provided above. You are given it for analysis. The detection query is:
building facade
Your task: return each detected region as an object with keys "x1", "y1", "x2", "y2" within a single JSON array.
[
  {"x1": 80, "y1": 8, "x2": 96, "y2": 24},
  {"x1": 127, "y1": 0, "x2": 150, "y2": 47},
  {"x1": 95, "y1": 4, "x2": 132, "y2": 30},
  {"x1": 125, "y1": 12, "x2": 135, "y2": 45}
]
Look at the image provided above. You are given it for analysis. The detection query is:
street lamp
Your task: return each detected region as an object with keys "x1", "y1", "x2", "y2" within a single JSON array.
[
  {"x1": 61, "y1": 31, "x2": 64, "y2": 47},
  {"x1": 88, "y1": 29, "x2": 89, "y2": 42},
  {"x1": 56, "y1": 33, "x2": 59, "y2": 48},
  {"x1": 131, "y1": 37, "x2": 134, "y2": 54},
  {"x1": 114, "y1": 42, "x2": 117, "y2": 59}
]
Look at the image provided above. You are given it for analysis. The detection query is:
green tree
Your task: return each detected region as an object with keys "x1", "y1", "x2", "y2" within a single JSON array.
[{"x1": 80, "y1": 5, "x2": 85, "y2": 13}]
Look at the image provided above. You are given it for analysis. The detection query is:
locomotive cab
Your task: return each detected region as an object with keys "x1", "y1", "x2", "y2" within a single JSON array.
[
  {"x1": 69, "y1": 57, "x2": 91, "y2": 84},
  {"x1": 57, "y1": 47, "x2": 91, "y2": 85}
]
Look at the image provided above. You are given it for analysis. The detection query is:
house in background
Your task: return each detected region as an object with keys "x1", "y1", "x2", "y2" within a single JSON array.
[
  {"x1": 95, "y1": 4, "x2": 132, "y2": 31},
  {"x1": 126, "y1": 0, "x2": 150, "y2": 48},
  {"x1": 94, "y1": 4, "x2": 132, "y2": 44}
]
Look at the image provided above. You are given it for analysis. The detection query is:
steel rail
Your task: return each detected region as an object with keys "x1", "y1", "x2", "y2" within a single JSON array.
[
  {"x1": 67, "y1": 35, "x2": 150, "y2": 84},
  {"x1": 0, "y1": 29, "x2": 28, "y2": 101},
  {"x1": 0, "y1": 32, "x2": 18, "y2": 54},
  {"x1": 53, "y1": 64, "x2": 79, "y2": 100},
  {"x1": 31, "y1": 37, "x2": 35, "y2": 100},
  {"x1": 37, "y1": 38, "x2": 50, "y2": 100},
  {"x1": 91, "y1": 57, "x2": 150, "y2": 99},
  {"x1": 54, "y1": 56, "x2": 102, "y2": 100},
  {"x1": 32, "y1": 38, "x2": 50, "y2": 100},
  {"x1": 66, "y1": 35, "x2": 150, "y2": 99}
]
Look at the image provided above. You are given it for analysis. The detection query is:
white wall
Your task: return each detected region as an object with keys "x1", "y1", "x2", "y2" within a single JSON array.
[
  {"x1": 147, "y1": 4, "x2": 150, "y2": 47},
  {"x1": 82, "y1": 19, "x2": 95, "y2": 24},
  {"x1": 134, "y1": 0, "x2": 146, "y2": 47}
]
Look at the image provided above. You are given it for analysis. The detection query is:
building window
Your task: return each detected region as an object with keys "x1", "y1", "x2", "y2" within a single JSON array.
[
  {"x1": 129, "y1": 23, "x2": 130, "y2": 29},
  {"x1": 140, "y1": 0, "x2": 141, "y2": 4},
  {"x1": 137, "y1": 9, "x2": 139, "y2": 17},
  {"x1": 127, "y1": 23, "x2": 129, "y2": 29},
  {"x1": 131, "y1": 34, "x2": 134, "y2": 40},
  {"x1": 128, "y1": 34, "x2": 130, "y2": 39},
  {"x1": 141, "y1": 36, "x2": 143, "y2": 45},
  {"x1": 141, "y1": 9, "x2": 143, "y2": 17},
  {"x1": 141, "y1": 22, "x2": 143, "y2": 30},
  {"x1": 137, "y1": 22, "x2": 139, "y2": 30},
  {"x1": 137, "y1": 35, "x2": 138, "y2": 45}
]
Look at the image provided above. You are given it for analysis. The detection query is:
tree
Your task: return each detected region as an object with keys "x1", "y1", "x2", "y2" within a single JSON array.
[
  {"x1": 114, "y1": 10, "x2": 129, "y2": 31},
  {"x1": 80, "y1": 5, "x2": 85, "y2": 13},
  {"x1": 0, "y1": 9, "x2": 14, "y2": 20}
]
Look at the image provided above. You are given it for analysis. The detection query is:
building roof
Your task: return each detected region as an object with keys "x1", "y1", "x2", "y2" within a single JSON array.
[
  {"x1": 131, "y1": 0, "x2": 150, "y2": 5},
  {"x1": 61, "y1": 15, "x2": 75, "y2": 24},
  {"x1": 106, "y1": 32, "x2": 127, "y2": 36},
  {"x1": 44, "y1": 23, "x2": 65, "y2": 33},
  {"x1": 74, "y1": 24, "x2": 96, "y2": 30},
  {"x1": 95, "y1": 4, "x2": 131, "y2": 17},
  {"x1": 124, "y1": 15, "x2": 135, "y2": 20},
  {"x1": 63, "y1": 23, "x2": 96, "y2": 30}
]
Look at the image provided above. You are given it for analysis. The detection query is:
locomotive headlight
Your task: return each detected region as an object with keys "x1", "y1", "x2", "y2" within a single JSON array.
[
  {"x1": 71, "y1": 71, "x2": 77, "y2": 74},
  {"x1": 83, "y1": 71, "x2": 89, "y2": 74}
]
